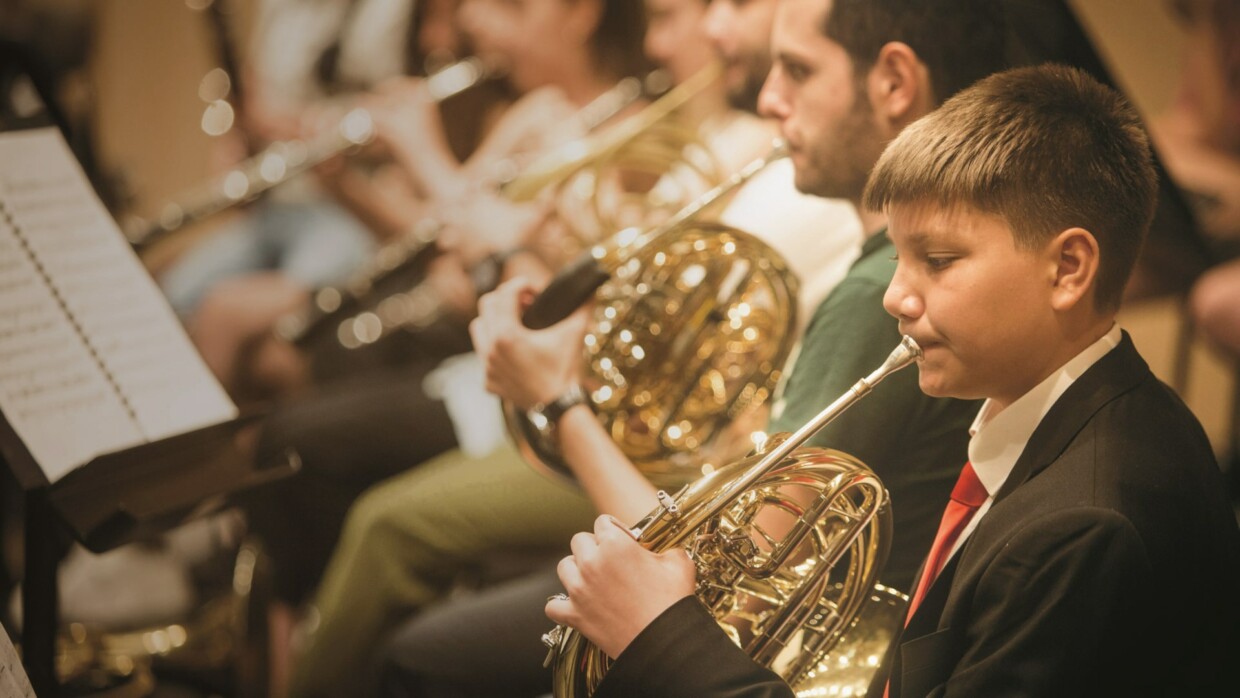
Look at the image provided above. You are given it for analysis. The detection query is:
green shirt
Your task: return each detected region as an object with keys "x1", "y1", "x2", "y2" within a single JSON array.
[{"x1": 769, "y1": 231, "x2": 980, "y2": 592}]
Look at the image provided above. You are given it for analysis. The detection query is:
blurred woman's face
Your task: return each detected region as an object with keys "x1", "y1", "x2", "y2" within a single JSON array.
[
  {"x1": 418, "y1": 0, "x2": 467, "y2": 69},
  {"x1": 459, "y1": 0, "x2": 584, "y2": 92},
  {"x1": 643, "y1": 0, "x2": 714, "y2": 85}
]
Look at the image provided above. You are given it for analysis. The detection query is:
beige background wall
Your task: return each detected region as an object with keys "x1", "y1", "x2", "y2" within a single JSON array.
[
  {"x1": 1069, "y1": 0, "x2": 1186, "y2": 116},
  {"x1": 89, "y1": 0, "x2": 258, "y2": 270},
  {"x1": 92, "y1": 1, "x2": 220, "y2": 219}
]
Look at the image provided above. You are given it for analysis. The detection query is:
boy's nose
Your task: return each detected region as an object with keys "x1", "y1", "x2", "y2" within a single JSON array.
[{"x1": 883, "y1": 274, "x2": 923, "y2": 322}]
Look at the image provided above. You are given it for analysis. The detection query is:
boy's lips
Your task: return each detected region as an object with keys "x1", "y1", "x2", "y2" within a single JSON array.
[{"x1": 904, "y1": 334, "x2": 944, "y2": 353}]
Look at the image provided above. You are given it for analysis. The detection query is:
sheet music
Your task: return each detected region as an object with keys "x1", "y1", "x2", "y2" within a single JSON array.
[
  {"x1": 0, "y1": 128, "x2": 236, "y2": 483},
  {"x1": 0, "y1": 184, "x2": 141, "y2": 481},
  {"x1": 0, "y1": 624, "x2": 34, "y2": 698}
]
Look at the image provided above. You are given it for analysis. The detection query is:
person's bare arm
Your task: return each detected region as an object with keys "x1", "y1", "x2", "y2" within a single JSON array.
[
  {"x1": 472, "y1": 279, "x2": 659, "y2": 523},
  {"x1": 317, "y1": 160, "x2": 428, "y2": 243},
  {"x1": 367, "y1": 77, "x2": 472, "y2": 202}
]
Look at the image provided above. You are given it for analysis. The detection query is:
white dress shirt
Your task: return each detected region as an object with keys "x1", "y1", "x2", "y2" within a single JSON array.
[{"x1": 947, "y1": 323, "x2": 1124, "y2": 561}]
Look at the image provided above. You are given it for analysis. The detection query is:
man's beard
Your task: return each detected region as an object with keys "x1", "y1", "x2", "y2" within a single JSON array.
[{"x1": 799, "y1": 90, "x2": 878, "y2": 200}]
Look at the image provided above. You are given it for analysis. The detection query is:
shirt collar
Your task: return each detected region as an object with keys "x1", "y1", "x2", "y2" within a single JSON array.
[{"x1": 966, "y1": 324, "x2": 1122, "y2": 497}]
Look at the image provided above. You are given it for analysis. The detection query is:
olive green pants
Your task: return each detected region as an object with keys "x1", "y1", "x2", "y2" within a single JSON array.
[{"x1": 287, "y1": 442, "x2": 596, "y2": 698}]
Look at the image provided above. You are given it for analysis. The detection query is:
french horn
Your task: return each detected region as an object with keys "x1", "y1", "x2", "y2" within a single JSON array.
[
  {"x1": 54, "y1": 540, "x2": 271, "y2": 698},
  {"x1": 543, "y1": 337, "x2": 923, "y2": 697},
  {"x1": 507, "y1": 144, "x2": 797, "y2": 487}
]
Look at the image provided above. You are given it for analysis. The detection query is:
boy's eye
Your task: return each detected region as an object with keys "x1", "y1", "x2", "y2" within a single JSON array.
[{"x1": 926, "y1": 256, "x2": 956, "y2": 271}]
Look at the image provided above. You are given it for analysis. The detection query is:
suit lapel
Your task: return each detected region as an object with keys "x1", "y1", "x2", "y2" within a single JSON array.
[
  {"x1": 903, "y1": 554, "x2": 962, "y2": 639},
  {"x1": 888, "y1": 333, "x2": 1151, "y2": 696},
  {"x1": 991, "y1": 332, "x2": 1149, "y2": 505}
]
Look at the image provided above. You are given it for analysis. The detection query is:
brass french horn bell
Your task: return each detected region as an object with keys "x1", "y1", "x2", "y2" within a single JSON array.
[
  {"x1": 507, "y1": 145, "x2": 797, "y2": 487},
  {"x1": 544, "y1": 337, "x2": 923, "y2": 697}
]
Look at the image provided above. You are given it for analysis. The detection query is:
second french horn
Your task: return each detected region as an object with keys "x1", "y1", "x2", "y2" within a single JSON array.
[{"x1": 507, "y1": 144, "x2": 798, "y2": 487}]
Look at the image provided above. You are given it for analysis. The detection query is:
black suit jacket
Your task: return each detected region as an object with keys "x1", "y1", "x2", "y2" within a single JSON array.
[
  {"x1": 596, "y1": 335, "x2": 1240, "y2": 698},
  {"x1": 882, "y1": 334, "x2": 1240, "y2": 697}
]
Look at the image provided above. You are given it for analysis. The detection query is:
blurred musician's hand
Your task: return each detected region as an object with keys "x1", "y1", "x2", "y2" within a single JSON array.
[
  {"x1": 472, "y1": 277, "x2": 589, "y2": 409},
  {"x1": 368, "y1": 76, "x2": 438, "y2": 149},
  {"x1": 437, "y1": 194, "x2": 553, "y2": 267}
]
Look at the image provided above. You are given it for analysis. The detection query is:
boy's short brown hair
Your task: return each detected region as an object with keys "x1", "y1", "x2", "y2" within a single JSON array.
[{"x1": 863, "y1": 64, "x2": 1158, "y2": 311}]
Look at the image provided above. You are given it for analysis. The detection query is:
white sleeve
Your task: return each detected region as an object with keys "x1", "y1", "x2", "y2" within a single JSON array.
[
  {"x1": 421, "y1": 353, "x2": 509, "y2": 458},
  {"x1": 337, "y1": 0, "x2": 417, "y2": 87},
  {"x1": 719, "y1": 158, "x2": 862, "y2": 325}
]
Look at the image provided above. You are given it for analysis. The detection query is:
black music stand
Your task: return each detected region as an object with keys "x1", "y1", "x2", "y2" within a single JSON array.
[
  {"x1": 4, "y1": 414, "x2": 299, "y2": 697},
  {"x1": 0, "y1": 56, "x2": 299, "y2": 697}
]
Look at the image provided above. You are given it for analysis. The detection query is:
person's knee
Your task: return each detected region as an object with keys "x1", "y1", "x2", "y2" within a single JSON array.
[
  {"x1": 338, "y1": 485, "x2": 432, "y2": 559},
  {"x1": 191, "y1": 283, "x2": 248, "y2": 336},
  {"x1": 340, "y1": 490, "x2": 397, "y2": 547}
]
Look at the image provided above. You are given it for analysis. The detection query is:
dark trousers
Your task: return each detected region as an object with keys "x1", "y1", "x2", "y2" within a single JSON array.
[
  {"x1": 380, "y1": 567, "x2": 563, "y2": 698},
  {"x1": 241, "y1": 359, "x2": 459, "y2": 605}
]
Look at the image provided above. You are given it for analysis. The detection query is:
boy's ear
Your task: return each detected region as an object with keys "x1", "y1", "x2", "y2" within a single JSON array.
[
  {"x1": 867, "y1": 42, "x2": 933, "y2": 132},
  {"x1": 1049, "y1": 227, "x2": 1101, "y2": 312}
]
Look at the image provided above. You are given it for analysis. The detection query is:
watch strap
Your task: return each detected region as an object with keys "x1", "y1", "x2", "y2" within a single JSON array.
[{"x1": 528, "y1": 383, "x2": 589, "y2": 430}]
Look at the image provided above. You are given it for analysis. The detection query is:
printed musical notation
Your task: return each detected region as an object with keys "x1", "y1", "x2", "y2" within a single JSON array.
[
  {"x1": 0, "y1": 127, "x2": 236, "y2": 483},
  {"x1": 0, "y1": 622, "x2": 35, "y2": 698}
]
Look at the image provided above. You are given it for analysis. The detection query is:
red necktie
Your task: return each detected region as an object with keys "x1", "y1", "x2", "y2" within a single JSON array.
[
  {"x1": 884, "y1": 463, "x2": 988, "y2": 698},
  {"x1": 904, "y1": 461, "x2": 989, "y2": 625}
]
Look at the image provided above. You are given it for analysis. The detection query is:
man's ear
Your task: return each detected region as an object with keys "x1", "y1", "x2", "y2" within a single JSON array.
[
  {"x1": 867, "y1": 42, "x2": 933, "y2": 131},
  {"x1": 1049, "y1": 227, "x2": 1101, "y2": 312}
]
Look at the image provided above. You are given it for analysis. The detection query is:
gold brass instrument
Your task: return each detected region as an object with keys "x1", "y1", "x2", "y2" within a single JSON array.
[
  {"x1": 271, "y1": 216, "x2": 445, "y2": 347},
  {"x1": 503, "y1": 64, "x2": 723, "y2": 261},
  {"x1": 269, "y1": 71, "x2": 658, "y2": 348},
  {"x1": 55, "y1": 540, "x2": 271, "y2": 698},
  {"x1": 275, "y1": 67, "x2": 723, "y2": 350},
  {"x1": 499, "y1": 64, "x2": 718, "y2": 204},
  {"x1": 543, "y1": 337, "x2": 923, "y2": 697},
  {"x1": 126, "y1": 57, "x2": 495, "y2": 248},
  {"x1": 507, "y1": 144, "x2": 794, "y2": 487}
]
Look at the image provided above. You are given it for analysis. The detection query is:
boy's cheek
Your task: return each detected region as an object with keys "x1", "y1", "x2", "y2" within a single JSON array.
[
  {"x1": 914, "y1": 362, "x2": 958, "y2": 398},
  {"x1": 914, "y1": 366, "x2": 944, "y2": 396}
]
